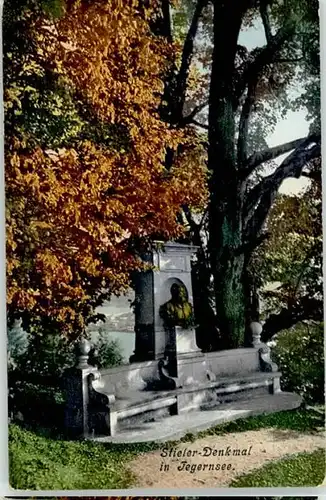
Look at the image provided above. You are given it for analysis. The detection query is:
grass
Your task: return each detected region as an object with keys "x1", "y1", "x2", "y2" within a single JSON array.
[
  {"x1": 9, "y1": 424, "x2": 157, "y2": 490},
  {"x1": 173, "y1": 405, "x2": 324, "y2": 444},
  {"x1": 9, "y1": 406, "x2": 324, "y2": 490},
  {"x1": 230, "y1": 448, "x2": 325, "y2": 487}
]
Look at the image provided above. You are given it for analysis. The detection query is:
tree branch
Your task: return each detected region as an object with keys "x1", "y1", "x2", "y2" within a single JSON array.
[
  {"x1": 275, "y1": 57, "x2": 305, "y2": 63},
  {"x1": 244, "y1": 137, "x2": 321, "y2": 239},
  {"x1": 146, "y1": 0, "x2": 173, "y2": 41},
  {"x1": 302, "y1": 170, "x2": 321, "y2": 182},
  {"x1": 161, "y1": 0, "x2": 173, "y2": 42},
  {"x1": 243, "y1": 135, "x2": 317, "y2": 178},
  {"x1": 175, "y1": 0, "x2": 208, "y2": 119},
  {"x1": 234, "y1": 18, "x2": 296, "y2": 104},
  {"x1": 261, "y1": 297, "x2": 323, "y2": 341},
  {"x1": 190, "y1": 118, "x2": 209, "y2": 130},
  {"x1": 182, "y1": 100, "x2": 209, "y2": 124},
  {"x1": 259, "y1": 0, "x2": 273, "y2": 44},
  {"x1": 237, "y1": 80, "x2": 257, "y2": 165},
  {"x1": 198, "y1": 207, "x2": 208, "y2": 231},
  {"x1": 182, "y1": 204, "x2": 198, "y2": 232},
  {"x1": 236, "y1": 231, "x2": 270, "y2": 256},
  {"x1": 181, "y1": 205, "x2": 205, "y2": 252}
]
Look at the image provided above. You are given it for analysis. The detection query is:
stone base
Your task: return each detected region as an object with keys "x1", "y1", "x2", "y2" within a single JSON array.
[
  {"x1": 164, "y1": 326, "x2": 201, "y2": 355},
  {"x1": 163, "y1": 326, "x2": 203, "y2": 384},
  {"x1": 175, "y1": 326, "x2": 201, "y2": 354}
]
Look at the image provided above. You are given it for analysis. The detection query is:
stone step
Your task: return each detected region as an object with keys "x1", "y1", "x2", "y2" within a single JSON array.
[
  {"x1": 179, "y1": 371, "x2": 281, "y2": 393},
  {"x1": 113, "y1": 371, "x2": 281, "y2": 429},
  {"x1": 92, "y1": 392, "x2": 302, "y2": 443},
  {"x1": 114, "y1": 371, "x2": 278, "y2": 413},
  {"x1": 117, "y1": 395, "x2": 177, "y2": 420}
]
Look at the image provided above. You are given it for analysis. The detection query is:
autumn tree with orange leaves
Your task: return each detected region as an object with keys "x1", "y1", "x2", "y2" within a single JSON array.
[{"x1": 4, "y1": 0, "x2": 207, "y2": 338}]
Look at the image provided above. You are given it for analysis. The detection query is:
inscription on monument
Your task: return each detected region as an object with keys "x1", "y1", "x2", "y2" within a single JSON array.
[{"x1": 159, "y1": 256, "x2": 186, "y2": 272}]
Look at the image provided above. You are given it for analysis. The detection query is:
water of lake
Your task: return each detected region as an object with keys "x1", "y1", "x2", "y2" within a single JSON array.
[{"x1": 104, "y1": 330, "x2": 135, "y2": 362}]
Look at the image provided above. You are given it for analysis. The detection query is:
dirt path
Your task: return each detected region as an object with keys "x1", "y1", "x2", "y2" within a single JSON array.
[{"x1": 128, "y1": 428, "x2": 325, "y2": 487}]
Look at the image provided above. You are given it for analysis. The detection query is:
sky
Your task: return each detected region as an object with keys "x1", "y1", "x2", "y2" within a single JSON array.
[{"x1": 268, "y1": 110, "x2": 310, "y2": 194}]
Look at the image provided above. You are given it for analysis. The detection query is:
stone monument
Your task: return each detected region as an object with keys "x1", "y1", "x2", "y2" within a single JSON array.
[
  {"x1": 131, "y1": 242, "x2": 200, "y2": 362},
  {"x1": 130, "y1": 242, "x2": 206, "y2": 387},
  {"x1": 63, "y1": 242, "x2": 302, "y2": 441}
]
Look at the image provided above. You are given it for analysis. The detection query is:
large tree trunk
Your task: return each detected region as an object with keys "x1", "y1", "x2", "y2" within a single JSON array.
[
  {"x1": 207, "y1": 1, "x2": 247, "y2": 348},
  {"x1": 210, "y1": 224, "x2": 246, "y2": 348},
  {"x1": 243, "y1": 265, "x2": 261, "y2": 346}
]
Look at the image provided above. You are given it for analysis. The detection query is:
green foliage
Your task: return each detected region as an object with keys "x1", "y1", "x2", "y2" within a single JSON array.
[
  {"x1": 8, "y1": 330, "x2": 74, "y2": 425},
  {"x1": 231, "y1": 448, "x2": 325, "y2": 487},
  {"x1": 7, "y1": 320, "x2": 28, "y2": 369},
  {"x1": 9, "y1": 324, "x2": 124, "y2": 379},
  {"x1": 172, "y1": 0, "x2": 195, "y2": 41},
  {"x1": 271, "y1": 322, "x2": 324, "y2": 404},
  {"x1": 8, "y1": 325, "x2": 123, "y2": 427},
  {"x1": 252, "y1": 175, "x2": 322, "y2": 328},
  {"x1": 40, "y1": 0, "x2": 66, "y2": 18},
  {"x1": 88, "y1": 327, "x2": 124, "y2": 369},
  {"x1": 20, "y1": 79, "x2": 84, "y2": 148},
  {"x1": 17, "y1": 331, "x2": 76, "y2": 378}
]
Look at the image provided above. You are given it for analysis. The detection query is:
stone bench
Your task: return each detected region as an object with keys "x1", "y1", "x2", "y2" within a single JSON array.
[
  {"x1": 87, "y1": 360, "x2": 178, "y2": 435},
  {"x1": 64, "y1": 341, "x2": 281, "y2": 438},
  {"x1": 87, "y1": 360, "x2": 282, "y2": 436}
]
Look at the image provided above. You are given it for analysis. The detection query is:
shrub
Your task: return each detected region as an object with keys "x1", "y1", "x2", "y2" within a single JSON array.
[
  {"x1": 8, "y1": 331, "x2": 75, "y2": 426},
  {"x1": 8, "y1": 323, "x2": 123, "y2": 428},
  {"x1": 88, "y1": 327, "x2": 124, "y2": 368},
  {"x1": 7, "y1": 320, "x2": 28, "y2": 370},
  {"x1": 9, "y1": 324, "x2": 124, "y2": 377},
  {"x1": 271, "y1": 322, "x2": 324, "y2": 404}
]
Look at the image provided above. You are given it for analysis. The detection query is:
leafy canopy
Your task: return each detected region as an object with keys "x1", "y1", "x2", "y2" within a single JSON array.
[{"x1": 5, "y1": 0, "x2": 207, "y2": 337}]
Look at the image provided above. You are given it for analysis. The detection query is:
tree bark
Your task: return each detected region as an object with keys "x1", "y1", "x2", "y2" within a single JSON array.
[{"x1": 207, "y1": 1, "x2": 248, "y2": 347}]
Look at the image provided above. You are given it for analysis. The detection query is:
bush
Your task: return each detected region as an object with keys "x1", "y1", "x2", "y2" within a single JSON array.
[
  {"x1": 8, "y1": 331, "x2": 75, "y2": 427},
  {"x1": 7, "y1": 320, "x2": 28, "y2": 370},
  {"x1": 88, "y1": 326, "x2": 124, "y2": 368},
  {"x1": 8, "y1": 323, "x2": 123, "y2": 428},
  {"x1": 8, "y1": 324, "x2": 124, "y2": 378},
  {"x1": 271, "y1": 322, "x2": 324, "y2": 404}
]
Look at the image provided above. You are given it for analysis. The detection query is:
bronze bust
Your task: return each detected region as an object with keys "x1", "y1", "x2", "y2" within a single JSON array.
[{"x1": 159, "y1": 283, "x2": 195, "y2": 329}]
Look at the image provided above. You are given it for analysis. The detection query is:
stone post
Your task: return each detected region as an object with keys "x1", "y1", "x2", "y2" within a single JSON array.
[
  {"x1": 64, "y1": 338, "x2": 98, "y2": 438},
  {"x1": 250, "y1": 321, "x2": 263, "y2": 347},
  {"x1": 249, "y1": 322, "x2": 280, "y2": 392}
]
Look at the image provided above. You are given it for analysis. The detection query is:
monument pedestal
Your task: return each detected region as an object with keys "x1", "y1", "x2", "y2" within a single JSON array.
[
  {"x1": 165, "y1": 326, "x2": 201, "y2": 356},
  {"x1": 162, "y1": 326, "x2": 206, "y2": 387}
]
